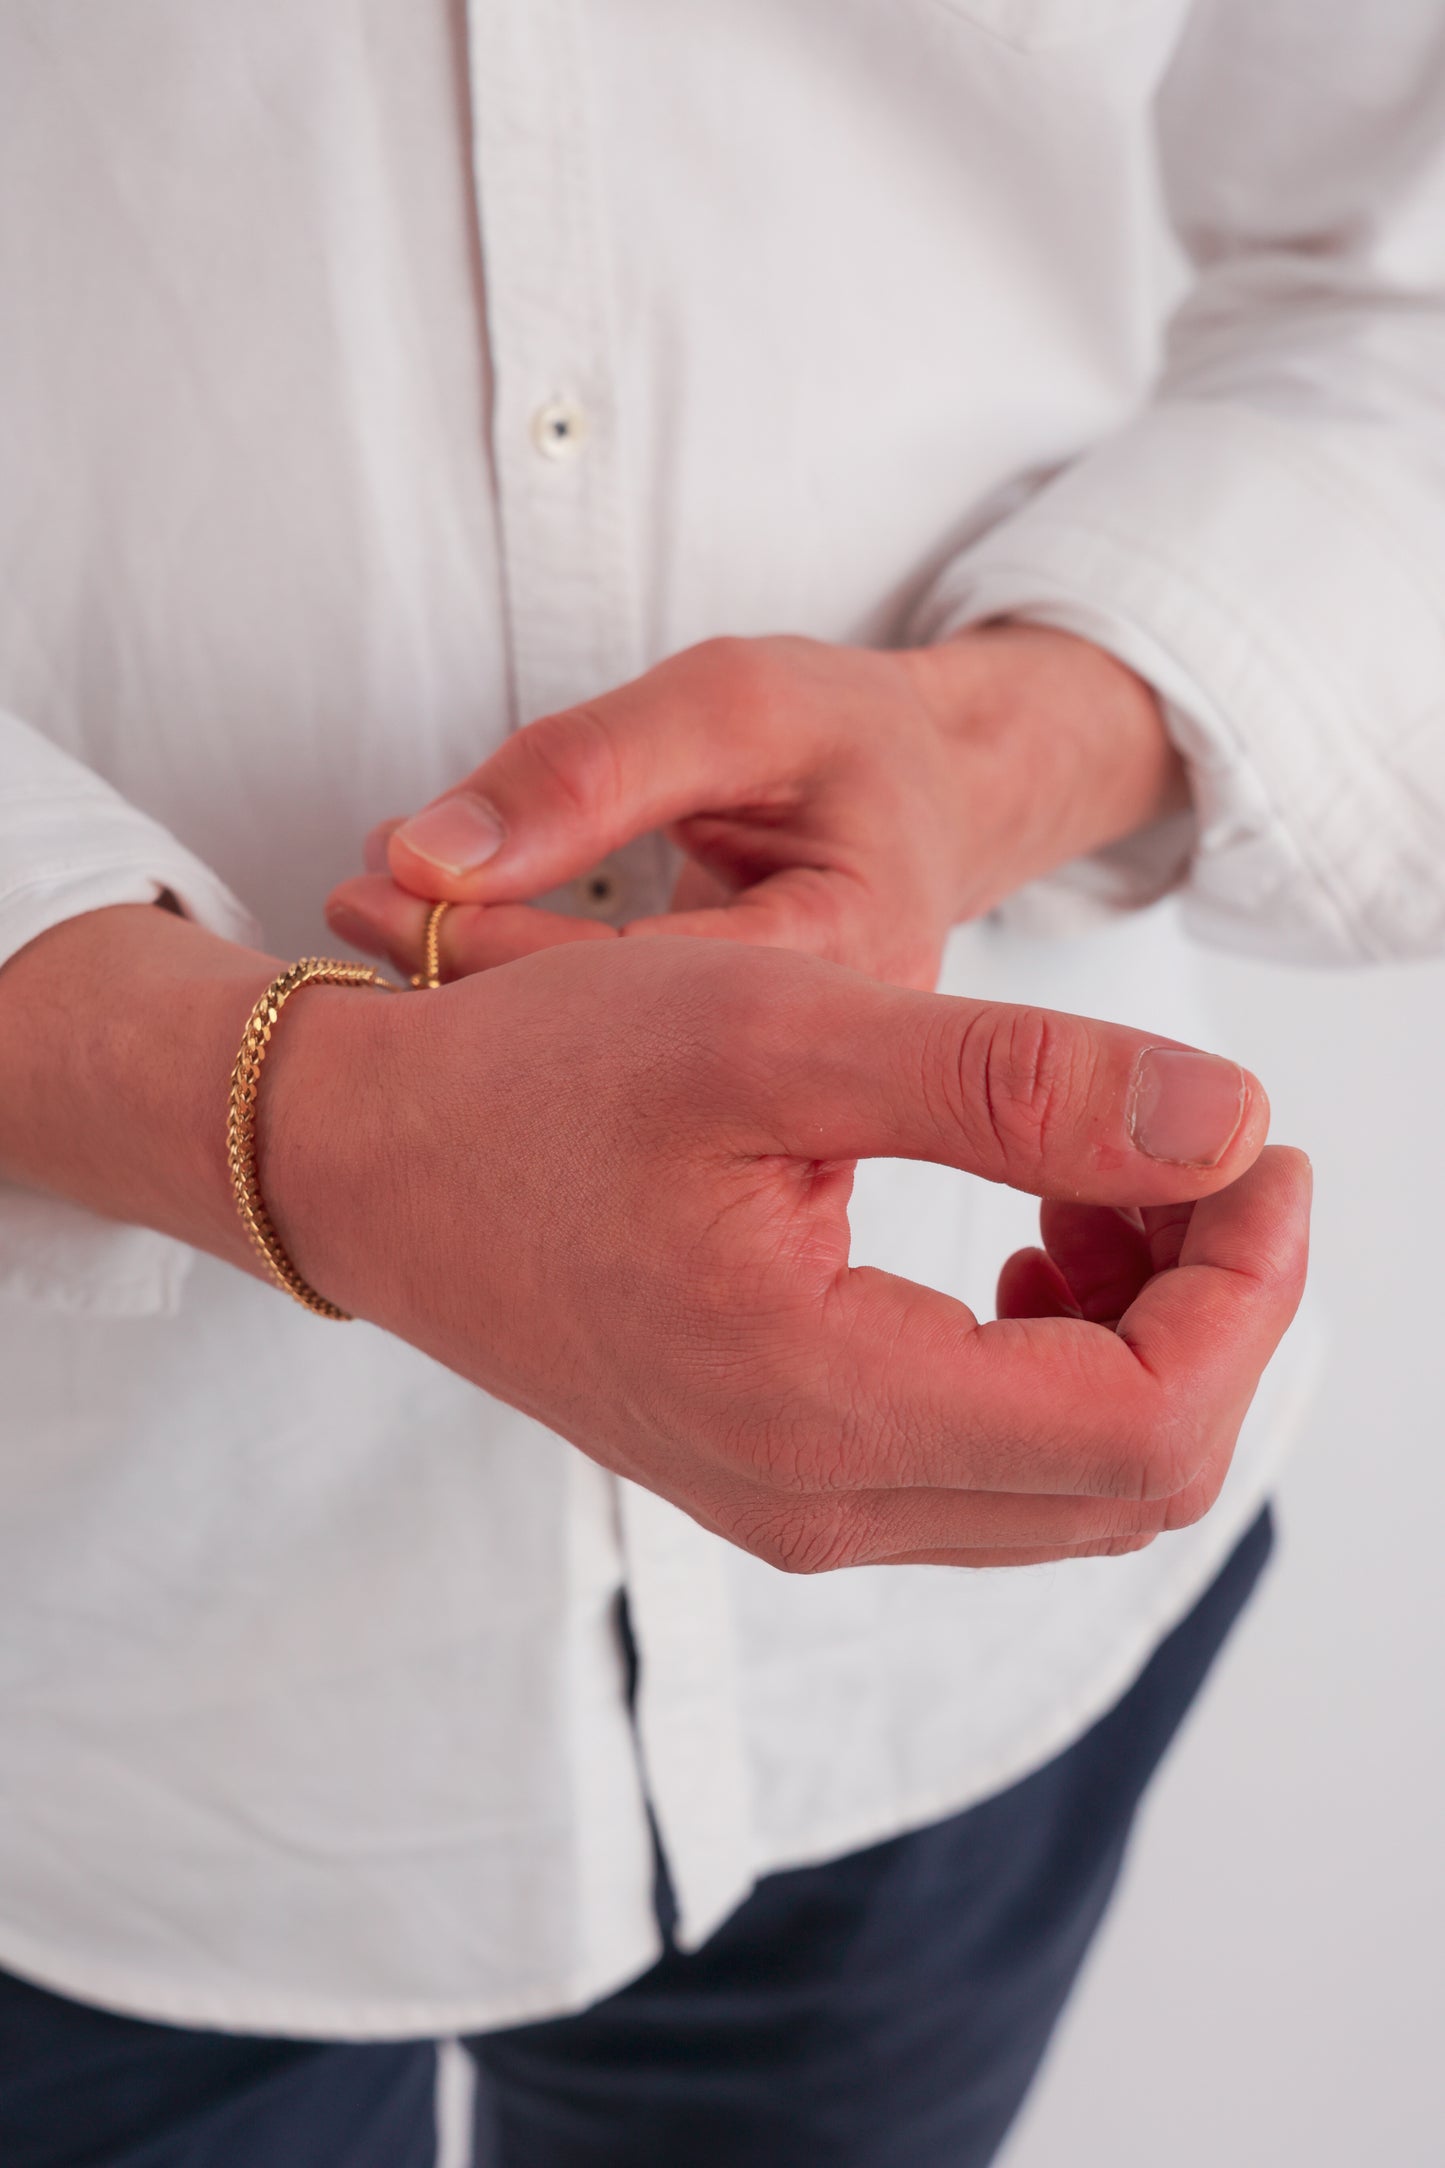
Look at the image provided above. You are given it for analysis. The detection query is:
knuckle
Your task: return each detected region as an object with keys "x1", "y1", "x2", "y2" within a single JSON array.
[
  {"x1": 516, "y1": 705, "x2": 626, "y2": 825},
  {"x1": 759, "y1": 865, "x2": 860, "y2": 964},
  {"x1": 1107, "y1": 1393, "x2": 1209, "y2": 1505},
  {"x1": 690, "y1": 635, "x2": 772, "y2": 710},
  {"x1": 727, "y1": 1496, "x2": 861, "y2": 1576},
  {"x1": 1277, "y1": 1228, "x2": 1311, "y2": 1314},
  {"x1": 691, "y1": 633, "x2": 751, "y2": 677},
  {"x1": 952, "y1": 1006, "x2": 1093, "y2": 1179},
  {"x1": 1093, "y1": 1497, "x2": 1166, "y2": 1547},
  {"x1": 1083, "y1": 1528, "x2": 1159, "y2": 1560},
  {"x1": 746, "y1": 1393, "x2": 848, "y2": 1497},
  {"x1": 686, "y1": 635, "x2": 808, "y2": 751},
  {"x1": 1162, "y1": 1441, "x2": 1232, "y2": 1529},
  {"x1": 1161, "y1": 1479, "x2": 1214, "y2": 1532}
]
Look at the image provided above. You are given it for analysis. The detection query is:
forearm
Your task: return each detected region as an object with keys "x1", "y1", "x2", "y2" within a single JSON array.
[{"x1": 0, "y1": 904, "x2": 326, "y2": 1277}]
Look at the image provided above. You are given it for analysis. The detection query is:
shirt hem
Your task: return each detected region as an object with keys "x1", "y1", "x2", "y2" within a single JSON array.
[
  {"x1": 0, "y1": 1921, "x2": 666, "y2": 2046},
  {"x1": 0, "y1": 1341, "x2": 1316, "y2": 2035},
  {"x1": 715, "y1": 1343, "x2": 1315, "y2": 1918}
]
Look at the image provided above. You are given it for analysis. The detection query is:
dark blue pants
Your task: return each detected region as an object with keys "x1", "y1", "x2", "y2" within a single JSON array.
[{"x1": 0, "y1": 1509, "x2": 1273, "y2": 2168}]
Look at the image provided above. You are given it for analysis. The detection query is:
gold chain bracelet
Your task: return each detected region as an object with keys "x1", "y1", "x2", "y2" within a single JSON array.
[
  {"x1": 226, "y1": 957, "x2": 389, "y2": 1320},
  {"x1": 411, "y1": 900, "x2": 450, "y2": 991}
]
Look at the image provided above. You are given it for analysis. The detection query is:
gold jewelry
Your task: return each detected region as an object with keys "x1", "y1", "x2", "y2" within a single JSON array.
[
  {"x1": 227, "y1": 957, "x2": 387, "y2": 1320},
  {"x1": 411, "y1": 900, "x2": 452, "y2": 991}
]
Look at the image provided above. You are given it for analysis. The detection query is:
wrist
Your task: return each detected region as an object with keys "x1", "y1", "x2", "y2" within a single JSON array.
[
  {"x1": 249, "y1": 971, "x2": 410, "y2": 1321},
  {"x1": 0, "y1": 903, "x2": 284, "y2": 1264},
  {"x1": 905, "y1": 621, "x2": 1189, "y2": 917}
]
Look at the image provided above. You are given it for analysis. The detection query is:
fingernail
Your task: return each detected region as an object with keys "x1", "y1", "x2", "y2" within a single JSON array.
[
  {"x1": 1129, "y1": 1047, "x2": 1246, "y2": 1168},
  {"x1": 395, "y1": 792, "x2": 505, "y2": 876},
  {"x1": 325, "y1": 901, "x2": 378, "y2": 952}
]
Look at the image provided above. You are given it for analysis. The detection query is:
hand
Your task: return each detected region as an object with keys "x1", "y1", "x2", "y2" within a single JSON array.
[
  {"x1": 266, "y1": 935, "x2": 1306, "y2": 1570},
  {"x1": 324, "y1": 625, "x2": 1186, "y2": 992}
]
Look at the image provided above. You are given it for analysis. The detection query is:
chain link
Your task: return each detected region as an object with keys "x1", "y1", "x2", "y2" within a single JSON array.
[
  {"x1": 411, "y1": 900, "x2": 452, "y2": 991},
  {"x1": 226, "y1": 957, "x2": 387, "y2": 1319}
]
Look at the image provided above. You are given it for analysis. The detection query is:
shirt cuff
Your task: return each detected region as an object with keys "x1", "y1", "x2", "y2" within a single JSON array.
[
  {"x1": 0, "y1": 713, "x2": 261, "y2": 1317},
  {"x1": 909, "y1": 400, "x2": 1445, "y2": 962}
]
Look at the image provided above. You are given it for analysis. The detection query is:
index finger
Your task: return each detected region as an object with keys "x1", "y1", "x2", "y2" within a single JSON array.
[
  {"x1": 385, "y1": 643, "x2": 807, "y2": 905},
  {"x1": 807, "y1": 1147, "x2": 1311, "y2": 1505}
]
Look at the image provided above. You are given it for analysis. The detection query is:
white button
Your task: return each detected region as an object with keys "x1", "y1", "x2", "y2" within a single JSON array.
[{"x1": 530, "y1": 397, "x2": 588, "y2": 462}]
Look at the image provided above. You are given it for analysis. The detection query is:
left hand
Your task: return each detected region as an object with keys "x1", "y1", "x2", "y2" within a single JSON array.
[{"x1": 325, "y1": 624, "x2": 1187, "y2": 991}]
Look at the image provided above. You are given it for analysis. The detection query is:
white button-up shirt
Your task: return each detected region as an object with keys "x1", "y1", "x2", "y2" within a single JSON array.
[{"x1": 1, "y1": 0, "x2": 1442, "y2": 2038}]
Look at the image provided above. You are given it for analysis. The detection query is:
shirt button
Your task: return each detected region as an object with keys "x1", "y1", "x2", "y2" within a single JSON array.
[
  {"x1": 530, "y1": 397, "x2": 588, "y2": 462},
  {"x1": 556, "y1": 851, "x2": 642, "y2": 924},
  {"x1": 570, "y1": 863, "x2": 622, "y2": 918}
]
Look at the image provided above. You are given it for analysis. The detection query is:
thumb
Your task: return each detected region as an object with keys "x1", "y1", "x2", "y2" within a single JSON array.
[
  {"x1": 385, "y1": 665, "x2": 769, "y2": 905},
  {"x1": 740, "y1": 962, "x2": 1269, "y2": 1208}
]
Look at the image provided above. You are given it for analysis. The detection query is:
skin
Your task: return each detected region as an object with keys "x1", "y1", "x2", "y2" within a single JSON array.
[
  {"x1": 0, "y1": 627, "x2": 1311, "y2": 1572},
  {"x1": 325, "y1": 623, "x2": 1190, "y2": 990}
]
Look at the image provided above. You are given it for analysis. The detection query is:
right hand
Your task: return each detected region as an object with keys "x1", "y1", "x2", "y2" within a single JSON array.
[
  {"x1": 270, "y1": 935, "x2": 1308, "y2": 1570},
  {"x1": 324, "y1": 626, "x2": 1184, "y2": 995}
]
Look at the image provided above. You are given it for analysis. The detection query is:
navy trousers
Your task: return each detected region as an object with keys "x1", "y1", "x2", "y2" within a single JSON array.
[{"x1": 0, "y1": 1508, "x2": 1273, "y2": 2168}]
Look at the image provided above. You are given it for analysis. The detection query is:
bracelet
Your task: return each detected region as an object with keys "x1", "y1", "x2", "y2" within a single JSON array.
[
  {"x1": 226, "y1": 957, "x2": 388, "y2": 1320},
  {"x1": 412, "y1": 900, "x2": 451, "y2": 991}
]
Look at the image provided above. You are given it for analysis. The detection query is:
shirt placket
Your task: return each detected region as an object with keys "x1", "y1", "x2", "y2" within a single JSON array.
[
  {"x1": 464, "y1": 0, "x2": 669, "y2": 929},
  {"x1": 463, "y1": 0, "x2": 755, "y2": 1950}
]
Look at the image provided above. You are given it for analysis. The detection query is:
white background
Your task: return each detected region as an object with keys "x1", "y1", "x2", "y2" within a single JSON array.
[{"x1": 1002, "y1": 946, "x2": 1445, "y2": 2168}]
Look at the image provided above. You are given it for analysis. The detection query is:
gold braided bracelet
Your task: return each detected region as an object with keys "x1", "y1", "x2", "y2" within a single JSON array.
[
  {"x1": 228, "y1": 904, "x2": 453, "y2": 1318},
  {"x1": 227, "y1": 956, "x2": 390, "y2": 1320},
  {"x1": 411, "y1": 900, "x2": 450, "y2": 991}
]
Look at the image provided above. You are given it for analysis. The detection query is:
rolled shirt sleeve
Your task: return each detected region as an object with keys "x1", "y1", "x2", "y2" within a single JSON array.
[
  {"x1": 0, "y1": 710, "x2": 259, "y2": 1315},
  {"x1": 911, "y1": 0, "x2": 1445, "y2": 965}
]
